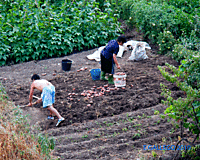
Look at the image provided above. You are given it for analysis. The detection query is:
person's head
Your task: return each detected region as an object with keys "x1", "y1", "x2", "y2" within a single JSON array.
[
  {"x1": 117, "y1": 35, "x2": 127, "y2": 46},
  {"x1": 31, "y1": 74, "x2": 40, "y2": 81}
]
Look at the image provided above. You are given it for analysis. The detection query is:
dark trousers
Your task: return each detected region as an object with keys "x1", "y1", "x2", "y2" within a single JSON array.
[{"x1": 101, "y1": 54, "x2": 114, "y2": 74}]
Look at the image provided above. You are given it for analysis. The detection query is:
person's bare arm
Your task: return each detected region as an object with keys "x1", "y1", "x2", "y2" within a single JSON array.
[
  {"x1": 113, "y1": 54, "x2": 120, "y2": 69},
  {"x1": 28, "y1": 83, "x2": 35, "y2": 106}
]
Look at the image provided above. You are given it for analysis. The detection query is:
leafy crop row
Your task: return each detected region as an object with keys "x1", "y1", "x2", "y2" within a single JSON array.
[
  {"x1": 158, "y1": 63, "x2": 200, "y2": 159},
  {"x1": 122, "y1": 0, "x2": 199, "y2": 44},
  {"x1": 150, "y1": 0, "x2": 200, "y2": 15},
  {"x1": 120, "y1": 0, "x2": 199, "y2": 87},
  {"x1": 119, "y1": 0, "x2": 200, "y2": 157},
  {"x1": 0, "y1": 0, "x2": 123, "y2": 66}
]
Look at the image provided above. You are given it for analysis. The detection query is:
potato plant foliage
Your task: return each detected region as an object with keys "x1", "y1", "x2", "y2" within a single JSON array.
[
  {"x1": 120, "y1": 0, "x2": 200, "y2": 157},
  {"x1": 158, "y1": 63, "x2": 200, "y2": 157},
  {"x1": 0, "y1": 0, "x2": 122, "y2": 66},
  {"x1": 120, "y1": 0, "x2": 199, "y2": 87}
]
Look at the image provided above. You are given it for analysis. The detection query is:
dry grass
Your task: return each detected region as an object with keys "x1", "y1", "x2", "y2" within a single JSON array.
[
  {"x1": 0, "y1": 84, "x2": 53, "y2": 160},
  {"x1": 0, "y1": 124, "x2": 43, "y2": 159}
]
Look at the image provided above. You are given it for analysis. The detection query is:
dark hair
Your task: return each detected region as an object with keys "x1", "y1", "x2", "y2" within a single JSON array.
[
  {"x1": 31, "y1": 74, "x2": 40, "y2": 81},
  {"x1": 117, "y1": 35, "x2": 127, "y2": 44}
]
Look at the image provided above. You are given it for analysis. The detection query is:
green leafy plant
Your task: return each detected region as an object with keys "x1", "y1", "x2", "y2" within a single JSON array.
[
  {"x1": 157, "y1": 30, "x2": 176, "y2": 54},
  {"x1": 169, "y1": 44, "x2": 200, "y2": 89},
  {"x1": 0, "y1": 0, "x2": 123, "y2": 66},
  {"x1": 158, "y1": 63, "x2": 200, "y2": 157},
  {"x1": 159, "y1": 114, "x2": 166, "y2": 119},
  {"x1": 179, "y1": 54, "x2": 200, "y2": 89},
  {"x1": 154, "y1": 110, "x2": 160, "y2": 115},
  {"x1": 164, "y1": 0, "x2": 200, "y2": 14},
  {"x1": 152, "y1": 151, "x2": 157, "y2": 158},
  {"x1": 82, "y1": 134, "x2": 88, "y2": 138},
  {"x1": 120, "y1": 0, "x2": 199, "y2": 54},
  {"x1": 132, "y1": 133, "x2": 141, "y2": 140},
  {"x1": 38, "y1": 134, "x2": 55, "y2": 158},
  {"x1": 122, "y1": 127, "x2": 128, "y2": 132}
]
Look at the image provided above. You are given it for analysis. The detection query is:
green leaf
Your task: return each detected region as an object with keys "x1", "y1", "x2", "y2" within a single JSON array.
[{"x1": 193, "y1": 101, "x2": 200, "y2": 109}]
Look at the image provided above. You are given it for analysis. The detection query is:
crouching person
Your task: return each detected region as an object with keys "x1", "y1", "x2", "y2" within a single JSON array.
[
  {"x1": 100, "y1": 35, "x2": 127, "y2": 84},
  {"x1": 28, "y1": 74, "x2": 65, "y2": 127}
]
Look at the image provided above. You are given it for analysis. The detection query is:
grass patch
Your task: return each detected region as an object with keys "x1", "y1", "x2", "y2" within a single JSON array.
[{"x1": 0, "y1": 83, "x2": 55, "y2": 160}]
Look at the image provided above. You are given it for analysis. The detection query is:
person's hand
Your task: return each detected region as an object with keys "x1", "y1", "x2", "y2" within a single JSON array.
[
  {"x1": 27, "y1": 102, "x2": 32, "y2": 107},
  {"x1": 36, "y1": 98, "x2": 42, "y2": 104},
  {"x1": 117, "y1": 65, "x2": 121, "y2": 69}
]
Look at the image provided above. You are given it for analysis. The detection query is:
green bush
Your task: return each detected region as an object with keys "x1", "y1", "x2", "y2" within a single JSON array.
[
  {"x1": 179, "y1": 30, "x2": 200, "y2": 51},
  {"x1": 168, "y1": 44, "x2": 200, "y2": 88},
  {"x1": 158, "y1": 63, "x2": 200, "y2": 137},
  {"x1": 121, "y1": 0, "x2": 198, "y2": 44},
  {"x1": 157, "y1": 30, "x2": 176, "y2": 54},
  {"x1": 181, "y1": 54, "x2": 200, "y2": 89},
  {"x1": 120, "y1": 0, "x2": 134, "y2": 20},
  {"x1": 0, "y1": 0, "x2": 123, "y2": 66},
  {"x1": 170, "y1": 44, "x2": 192, "y2": 62},
  {"x1": 165, "y1": 0, "x2": 200, "y2": 15},
  {"x1": 145, "y1": 0, "x2": 200, "y2": 15}
]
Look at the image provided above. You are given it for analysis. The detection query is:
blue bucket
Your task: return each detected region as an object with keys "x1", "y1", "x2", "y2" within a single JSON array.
[{"x1": 90, "y1": 69, "x2": 101, "y2": 80}]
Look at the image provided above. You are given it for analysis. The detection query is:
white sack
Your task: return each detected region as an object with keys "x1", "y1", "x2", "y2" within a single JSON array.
[
  {"x1": 124, "y1": 40, "x2": 138, "y2": 49},
  {"x1": 87, "y1": 40, "x2": 151, "y2": 62},
  {"x1": 128, "y1": 42, "x2": 149, "y2": 61},
  {"x1": 124, "y1": 40, "x2": 151, "y2": 61},
  {"x1": 87, "y1": 45, "x2": 126, "y2": 61},
  {"x1": 116, "y1": 45, "x2": 125, "y2": 58},
  {"x1": 87, "y1": 46, "x2": 105, "y2": 62}
]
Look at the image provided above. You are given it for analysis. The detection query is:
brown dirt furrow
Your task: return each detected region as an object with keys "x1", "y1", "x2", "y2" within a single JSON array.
[
  {"x1": 52, "y1": 116, "x2": 170, "y2": 146},
  {"x1": 1, "y1": 25, "x2": 191, "y2": 159},
  {"x1": 42, "y1": 104, "x2": 167, "y2": 137},
  {"x1": 52, "y1": 132, "x2": 182, "y2": 160}
]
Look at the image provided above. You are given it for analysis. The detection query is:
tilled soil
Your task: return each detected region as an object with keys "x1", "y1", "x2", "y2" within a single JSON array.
[{"x1": 0, "y1": 27, "x2": 192, "y2": 159}]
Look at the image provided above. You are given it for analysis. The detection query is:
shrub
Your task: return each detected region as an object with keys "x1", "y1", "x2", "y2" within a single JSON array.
[
  {"x1": 180, "y1": 54, "x2": 200, "y2": 89},
  {"x1": 120, "y1": 0, "x2": 198, "y2": 46},
  {"x1": 145, "y1": 0, "x2": 200, "y2": 15},
  {"x1": 179, "y1": 30, "x2": 200, "y2": 51},
  {"x1": 170, "y1": 42, "x2": 199, "y2": 61},
  {"x1": 0, "y1": 0, "x2": 123, "y2": 66},
  {"x1": 170, "y1": 44, "x2": 193, "y2": 62},
  {"x1": 158, "y1": 63, "x2": 200, "y2": 141},
  {"x1": 157, "y1": 30, "x2": 176, "y2": 54},
  {"x1": 165, "y1": 0, "x2": 200, "y2": 15}
]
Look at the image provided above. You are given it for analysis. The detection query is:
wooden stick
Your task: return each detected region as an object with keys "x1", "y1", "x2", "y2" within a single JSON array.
[
  {"x1": 20, "y1": 101, "x2": 37, "y2": 108},
  {"x1": 20, "y1": 95, "x2": 40, "y2": 108},
  {"x1": 33, "y1": 95, "x2": 40, "y2": 100}
]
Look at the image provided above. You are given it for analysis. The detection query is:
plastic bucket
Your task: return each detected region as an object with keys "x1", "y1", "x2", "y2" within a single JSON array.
[
  {"x1": 113, "y1": 72, "x2": 127, "y2": 87},
  {"x1": 90, "y1": 69, "x2": 101, "y2": 80},
  {"x1": 62, "y1": 59, "x2": 72, "y2": 71}
]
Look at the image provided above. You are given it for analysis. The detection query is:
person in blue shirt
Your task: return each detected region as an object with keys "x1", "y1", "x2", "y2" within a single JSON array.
[{"x1": 100, "y1": 35, "x2": 127, "y2": 84}]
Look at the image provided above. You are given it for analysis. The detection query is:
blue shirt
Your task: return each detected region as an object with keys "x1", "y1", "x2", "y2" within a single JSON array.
[{"x1": 101, "y1": 40, "x2": 119, "y2": 60}]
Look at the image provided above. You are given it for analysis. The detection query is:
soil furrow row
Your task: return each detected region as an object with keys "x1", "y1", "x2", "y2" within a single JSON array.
[
  {"x1": 53, "y1": 132, "x2": 180, "y2": 160},
  {"x1": 1, "y1": 30, "x2": 182, "y2": 159},
  {"x1": 52, "y1": 117, "x2": 170, "y2": 146},
  {"x1": 43, "y1": 104, "x2": 167, "y2": 136},
  {"x1": 54, "y1": 123, "x2": 174, "y2": 153}
]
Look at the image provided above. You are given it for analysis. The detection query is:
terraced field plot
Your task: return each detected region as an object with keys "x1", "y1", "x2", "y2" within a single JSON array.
[{"x1": 1, "y1": 29, "x2": 191, "y2": 159}]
